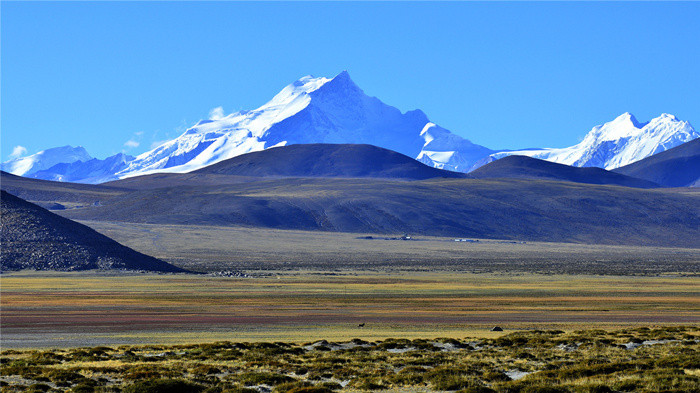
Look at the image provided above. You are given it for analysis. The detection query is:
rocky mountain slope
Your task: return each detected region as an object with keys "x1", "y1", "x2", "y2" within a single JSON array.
[{"x1": 0, "y1": 190, "x2": 186, "y2": 272}]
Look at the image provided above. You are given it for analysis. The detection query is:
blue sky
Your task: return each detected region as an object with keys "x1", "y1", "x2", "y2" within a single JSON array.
[{"x1": 2, "y1": 1, "x2": 699, "y2": 160}]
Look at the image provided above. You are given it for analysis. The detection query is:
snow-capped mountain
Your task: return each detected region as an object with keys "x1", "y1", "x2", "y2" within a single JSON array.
[
  {"x1": 1, "y1": 146, "x2": 92, "y2": 177},
  {"x1": 30, "y1": 153, "x2": 135, "y2": 184},
  {"x1": 480, "y1": 113, "x2": 698, "y2": 170},
  {"x1": 5, "y1": 73, "x2": 698, "y2": 184},
  {"x1": 116, "y1": 71, "x2": 493, "y2": 179}
]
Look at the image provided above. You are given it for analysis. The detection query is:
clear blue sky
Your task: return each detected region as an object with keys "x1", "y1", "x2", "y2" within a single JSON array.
[{"x1": 2, "y1": 1, "x2": 699, "y2": 160}]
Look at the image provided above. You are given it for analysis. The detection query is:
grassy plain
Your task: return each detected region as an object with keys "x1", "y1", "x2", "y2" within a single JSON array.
[
  {"x1": 79, "y1": 221, "x2": 700, "y2": 274},
  {"x1": 1, "y1": 271, "x2": 697, "y2": 349}
]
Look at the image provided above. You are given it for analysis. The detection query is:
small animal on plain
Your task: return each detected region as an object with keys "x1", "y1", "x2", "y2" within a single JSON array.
[{"x1": 358, "y1": 323, "x2": 365, "y2": 328}]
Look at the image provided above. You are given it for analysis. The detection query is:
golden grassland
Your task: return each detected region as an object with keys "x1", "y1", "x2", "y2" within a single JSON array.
[
  {"x1": 1, "y1": 327, "x2": 698, "y2": 393},
  {"x1": 1, "y1": 271, "x2": 698, "y2": 348}
]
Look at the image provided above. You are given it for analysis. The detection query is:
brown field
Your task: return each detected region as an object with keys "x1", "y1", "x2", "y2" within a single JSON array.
[
  {"x1": 1, "y1": 271, "x2": 698, "y2": 349},
  {"x1": 79, "y1": 221, "x2": 700, "y2": 275}
]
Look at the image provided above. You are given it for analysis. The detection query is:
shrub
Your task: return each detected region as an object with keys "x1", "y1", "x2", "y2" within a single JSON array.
[
  {"x1": 580, "y1": 385, "x2": 613, "y2": 393},
  {"x1": 521, "y1": 386, "x2": 570, "y2": 393},
  {"x1": 237, "y1": 372, "x2": 295, "y2": 386},
  {"x1": 43, "y1": 368, "x2": 83, "y2": 383},
  {"x1": 483, "y1": 370, "x2": 511, "y2": 382},
  {"x1": 316, "y1": 382, "x2": 342, "y2": 391},
  {"x1": 191, "y1": 364, "x2": 222, "y2": 375},
  {"x1": 123, "y1": 379, "x2": 206, "y2": 393},
  {"x1": 350, "y1": 378, "x2": 387, "y2": 391},
  {"x1": 219, "y1": 387, "x2": 259, "y2": 393},
  {"x1": 273, "y1": 381, "x2": 312, "y2": 392},
  {"x1": 457, "y1": 387, "x2": 497, "y2": 393},
  {"x1": 28, "y1": 351, "x2": 64, "y2": 365},
  {"x1": 286, "y1": 387, "x2": 334, "y2": 393},
  {"x1": 26, "y1": 384, "x2": 52, "y2": 393},
  {"x1": 612, "y1": 380, "x2": 639, "y2": 392}
]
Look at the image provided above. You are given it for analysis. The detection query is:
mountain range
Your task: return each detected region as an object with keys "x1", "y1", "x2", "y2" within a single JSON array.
[
  {"x1": 481, "y1": 112, "x2": 698, "y2": 169},
  {"x1": 3, "y1": 72, "x2": 697, "y2": 184}
]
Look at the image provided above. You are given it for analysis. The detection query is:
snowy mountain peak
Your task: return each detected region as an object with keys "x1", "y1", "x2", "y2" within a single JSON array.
[
  {"x1": 112, "y1": 72, "x2": 492, "y2": 179},
  {"x1": 588, "y1": 112, "x2": 646, "y2": 142},
  {"x1": 316, "y1": 70, "x2": 360, "y2": 93},
  {"x1": 1, "y1": 145, "x2": 92, "y2": 176},
  {"x1": 263, "y1": 74, "x2": 331, "y2": 110},
  {"x1": 483, "y1": 113, "x2": 699, "y2": 170}
]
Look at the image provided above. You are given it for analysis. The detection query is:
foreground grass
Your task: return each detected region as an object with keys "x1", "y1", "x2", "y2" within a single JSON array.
[{"x1": 1, "y1": 327, "x2": 698, "y2": 393}]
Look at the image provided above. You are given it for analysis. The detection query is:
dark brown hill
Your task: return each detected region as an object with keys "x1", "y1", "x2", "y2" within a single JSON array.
[
  {"x1": 56, "y1": 177, "x2": 700, "y2": 248},
  {"x1": 613, "y1": 138, "x2": 700, "y2": 187},
  {"x1": 0, "y1": 190, "x2": 186, "y2": 272},
  {"x1": 470, "y1": 155, "x2": 659, "y2": 188},
  {"x1": 192, "y1": 143, "x2": 467, "y2": 179}
]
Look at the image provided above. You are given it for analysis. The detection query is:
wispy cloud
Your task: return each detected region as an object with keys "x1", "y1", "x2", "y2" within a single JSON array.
[
  {"x1": 209, "y1": 106, "x2": 225, "y2": 120},
  {"x1": 124, "y1": 139, "x2": 140, "y2": 149},
  {"x1": 123, "y1": 131, "x2": 144, "y2": 150},
  {"x1": 9, "y1": 145, "x2": 27, "y2": 159}
]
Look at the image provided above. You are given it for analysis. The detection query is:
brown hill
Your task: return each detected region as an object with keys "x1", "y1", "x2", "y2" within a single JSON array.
[{"x1": 469, "y1": 155, "x2": 659, "y2": 188}]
